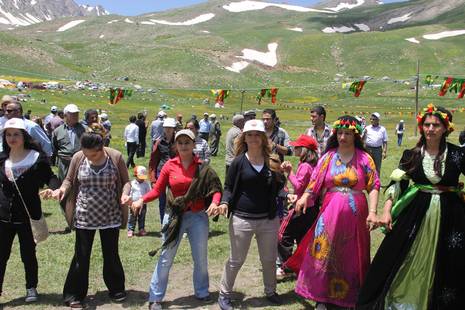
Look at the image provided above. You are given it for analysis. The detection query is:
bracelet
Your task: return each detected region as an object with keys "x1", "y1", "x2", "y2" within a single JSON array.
[{"x1": 369, "y1": 209, "x2": 377, "y2": 214}]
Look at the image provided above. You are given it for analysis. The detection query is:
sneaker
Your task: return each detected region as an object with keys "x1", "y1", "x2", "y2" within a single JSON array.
[
  {"x1": 182, "y1": 232, "x2": 187, "y2": 238},
  {"x1": 316, "y1": 303, "x2": 328, "y2": 310},
  {"x1": 149, "y1": 301, "x2": 162, "y2": 310},
  {"x1": 218, "y1": 295, "x2": 234, "y2": 310},
  {"x1": 25, "y1": 288, "x2": 38, "y2": 302},
  {"x1": 276, "y1": 267, "x2": 286, "y2": 280},
  {"x1": 110, "y1": 291, "x2": 127, "y2": 302},
  {"x1": 127, "y1": 230, "x2": 134, "y2": 238},
  {"x1": 68, "y1": 300, "x2": 85, "y2": 308},
  {"x1": 195, "y1": 295, "x2": 212, "y2": 302},
  {"x1": 138, "y1": 229, "x2": 147, "y2": 236},
  {"x1": 266, "y1": 292, "x2": 282, "y2": 305}
]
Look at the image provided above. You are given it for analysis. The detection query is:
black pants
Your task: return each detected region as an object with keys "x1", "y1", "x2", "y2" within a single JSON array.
[
  {"x1": 126, "y1": 142, "x2": 138, "y2": 168},
  {"x1": 0, "y1": 221, "x2": 38, "y2": 293},
  {"x1": 199, "y1": 132, "x2": 209, "y2": 142},
  {"x1": 210, "y1": 134, "x2": 220, "y2": 156},
  {"x1": 137, "y1": 139, "x2": 146, "y2": 158},
  {"x1": 63, "y1": 228, "x2": 125, "y2": 303},
  {"x1": 278, "y1": 207, "x2": 319, "y2": 265}
]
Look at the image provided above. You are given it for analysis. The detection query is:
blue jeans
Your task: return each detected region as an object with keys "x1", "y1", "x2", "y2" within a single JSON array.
[
  {"x1": 158, "y1": 192, "x2": 166, "y2": 225},
  {"x1": 128, "y1": 204, "x2": 147, "y2": 231},
  {"x1": 397, "y1": 134, "x2": 403, "y2": 146},
  {"x1": 149, "y1": 211, "x2": 209, "y2": 302}
]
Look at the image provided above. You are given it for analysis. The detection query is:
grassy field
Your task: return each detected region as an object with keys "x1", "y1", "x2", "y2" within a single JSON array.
[{"x1": 0, "y1": 87, "x2": 464, "y2": 310}]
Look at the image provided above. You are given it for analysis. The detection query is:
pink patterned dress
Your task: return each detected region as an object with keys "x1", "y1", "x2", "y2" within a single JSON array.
[{"x1": 288, "y1": 148, "x2": 380, "y2": 307}]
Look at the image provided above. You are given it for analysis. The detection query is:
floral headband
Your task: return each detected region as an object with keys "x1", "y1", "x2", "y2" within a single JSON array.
[
  {"x1": 417, "y1": 103, "x2": 454, "y2": 133},
  {"x1": 332, "y1": 118, "x2": 363, "y2": 135}
]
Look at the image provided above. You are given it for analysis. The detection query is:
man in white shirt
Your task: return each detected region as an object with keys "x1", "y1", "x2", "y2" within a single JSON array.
[
  {"x1": 124, "y1": 115, "x2": 139, "y2": 168},
  {"x1": 363, "y1": 112, "x2": 388, "y2": 174}
]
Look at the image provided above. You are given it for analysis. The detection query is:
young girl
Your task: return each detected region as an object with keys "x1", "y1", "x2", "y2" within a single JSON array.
[
  {"x1": 277, "y1": 134, "x2": 319, "y2": 278},
  {"x1": 128, "y1": 166, "x2": 151, "y2": 237}
]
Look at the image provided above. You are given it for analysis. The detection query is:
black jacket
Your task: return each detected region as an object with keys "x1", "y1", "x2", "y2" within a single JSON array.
[
  {"x1": 0, "y1": 151, "x2": 60, "y2": 222},
  {"x1": 221, "y1": 153, "x2": 286, "y2": 219}
]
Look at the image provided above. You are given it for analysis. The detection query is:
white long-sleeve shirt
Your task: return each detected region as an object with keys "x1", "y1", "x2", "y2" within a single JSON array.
[{"x1": 124, "y1": 123, "x2": 139, "y2": 143}]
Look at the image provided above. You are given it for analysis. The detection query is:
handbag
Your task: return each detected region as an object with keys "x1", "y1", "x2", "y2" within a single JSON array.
[{"x1": 9, "y1": 167, "x2": 49, "y2": 244}]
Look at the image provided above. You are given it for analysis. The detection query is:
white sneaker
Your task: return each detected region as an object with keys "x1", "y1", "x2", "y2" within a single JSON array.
[
  {"x1": 276, "y1": 267, "x2": 286, "y2": 280},
  {"x1": 316, "y1": 303, "x2": 327, "y2": 310},
  {"x1": 25, "y1": 288, "x2": 38, "y2": 302}
]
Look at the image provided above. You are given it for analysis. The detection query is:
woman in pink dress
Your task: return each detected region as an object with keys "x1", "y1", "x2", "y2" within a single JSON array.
[{"x1": 287, "y1": 115, "x2": 380, "y2": 309}]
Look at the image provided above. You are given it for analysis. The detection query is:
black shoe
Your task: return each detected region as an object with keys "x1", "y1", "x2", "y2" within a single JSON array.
[
  {"x1": 266, "y1": 292, "x2": 282, "y2": 305},
  {"x1": 64, "y1": 227, "x2": 72, "y2": 234},
  {"x1": 218, "y1": 295, "x2": 234, "y2": 310},
  {"x1": 110, "y1": 291, "x2": 127, "y2": 302},
  {"x1": 66, "y1": 300, "x2": 85, "y2": 309},
  {"x1": 196, "y1": 295, "x2": 212, "y2": 302}
]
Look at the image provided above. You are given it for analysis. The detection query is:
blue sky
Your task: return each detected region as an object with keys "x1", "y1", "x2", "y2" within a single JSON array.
[{"x1": 76, "y1": 0, "x2": 406, "y2": 16}]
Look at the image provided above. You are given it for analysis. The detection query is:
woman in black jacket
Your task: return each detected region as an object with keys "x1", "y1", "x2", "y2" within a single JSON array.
[
  {"x1": 0, "y1": 118, "x2": 59, "y2": 303},
  {"x1": 213, "y1": 119, "x2": 286, "y2": 310}
]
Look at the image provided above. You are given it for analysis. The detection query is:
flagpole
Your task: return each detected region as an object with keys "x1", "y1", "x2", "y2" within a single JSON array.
[
  {"x1": 415, "y1": 60, "x2": 420, "y2": 136},
  {"x1": 240, "y1": 90, "x2": 245, "y2": 113}
]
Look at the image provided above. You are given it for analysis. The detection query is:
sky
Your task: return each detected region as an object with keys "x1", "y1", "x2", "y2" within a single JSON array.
[{"x1": 75, "y1": 0, "x2": 406, "y2": 16}]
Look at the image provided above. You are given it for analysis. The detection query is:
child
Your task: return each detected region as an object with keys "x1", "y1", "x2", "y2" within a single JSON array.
[
  {"x1": 128, "y1": 166, "x2": 151, "y2": 237},
  {"x1": 276, "y1": 134, "x2": 319, "y2": 279}
]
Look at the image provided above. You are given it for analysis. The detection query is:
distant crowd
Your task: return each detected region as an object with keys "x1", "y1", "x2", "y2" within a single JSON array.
[{"x1": 1, "y1": 93, "x2": 465, "y2": 310}]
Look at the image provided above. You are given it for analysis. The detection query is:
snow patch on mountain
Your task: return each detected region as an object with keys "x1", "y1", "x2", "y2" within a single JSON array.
[
  {"x1": 57, "y1": 19, "x2": 85, "y2": 32},
  {"x1": 325, "y1": 0, "x2": 365, "y2": 12},
  {"x1": 423, "y1": 30, "x2": 465, "y2": 40},
  {"x1": 237, "y1": 42, "x2": 278, "y2": 67},
  {"x1": 288, "y1": 27, "x2": 303, "y2": 32},
  {"x1": 387, "y1": 12, "x2": 412, "y2": 24},
  {"x1": 225, "y1": 61, "x2": 250, "y2": 73},
  {"x1": 149, "y1": 13, "x2": 215, "y2": 26},
  {"x1": 223, "y1": 1, "x2": 333, "y2": 13},
  {"x1": 322, "y1": 26, "x2": 355, "y2": 33},
  {"x1": 405, "y1": 37, "x2": 420, "y2": 44}
]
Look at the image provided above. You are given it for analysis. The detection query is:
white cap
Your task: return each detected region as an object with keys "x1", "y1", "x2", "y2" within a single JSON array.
[
  {"x1": 243, "y1": 119, "x2": 265, "y2": 133},
  {"x1": 100, "y1": 113, "x2": 108, "y2": 120},
  {"x1": 210, "y1": 114, "x2": 217, "y2": 119},
  {"x1": 3, "y1": 118, "x2": 26, "y2": 130},
  {"x1": 371, "y1": 112, "x2": 381, "y2": 120},
  {"x1": 163, "y1": 117, "x2": 176, "y2": 128},
  {"x1": 1, "y1": 95, "x2": 17, "y2": 104},
  {"x1": 64, "y1": 104, "x2": 79, "y2": 113},
  {"x1": 51, "y1": 106, "x2": 58, "y2": 112},
  {"x1": 157, "y1": 110, "x2": 167, "y2": 118},
  {"x1": 203, "y1": 112, "x2": 209, "y2": 116},
  {"x1": 134, "y1": 166, "x2": 148, "y2": 180},
  {"x1": 400, "y1": 119, "x2": 404, "y2": 122},
  {"x1": 175, "y1": 129, "x2": 195, "y2": 141}
]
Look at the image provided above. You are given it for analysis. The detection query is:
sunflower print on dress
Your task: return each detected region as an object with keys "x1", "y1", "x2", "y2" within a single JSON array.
[
  {"x1": 328, "y1": 277, "x2": 350, "y2": 300},
  {"x1": 311, "y1": 233, "x2": 330, "y2": 261}
]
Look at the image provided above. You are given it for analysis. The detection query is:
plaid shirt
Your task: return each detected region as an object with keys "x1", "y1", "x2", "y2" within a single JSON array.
[
  {"x1": 75, "y1": 157, "x2": 120, "y2": 229},
  {"x1": 194, "y1": 136, "x2": 211, "y2": 164},
  {"x1": 306, "y1": 123, "x2": 332, "y2": 156}
]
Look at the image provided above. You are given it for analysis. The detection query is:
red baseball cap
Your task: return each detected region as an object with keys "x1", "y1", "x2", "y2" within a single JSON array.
[{"x1": 289, "y1": 135, "x2": 318, "y2": 151}]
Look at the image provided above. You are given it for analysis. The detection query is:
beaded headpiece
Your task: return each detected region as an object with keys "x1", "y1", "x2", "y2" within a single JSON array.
[
  {"x1": 417, "y1": 103, "x2": 454, "y2": 133},
  {"x1": 332, "y1": 116, "x2": 363, "y2": 135}
]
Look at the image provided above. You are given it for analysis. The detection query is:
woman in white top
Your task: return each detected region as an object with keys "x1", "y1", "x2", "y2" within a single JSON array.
[{"x1": 0, "y1": 118, "x2": 59, "y2": 303}]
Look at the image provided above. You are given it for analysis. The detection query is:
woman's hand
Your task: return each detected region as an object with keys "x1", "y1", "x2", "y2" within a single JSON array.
[
  {"x1": 366, "y1": 212, "x2": 379, "y2": 231},
  {"x1": 295, "y1": 193, "x2": 310, "y2": 215},
  {"x1": 131, "y1": 198, "x2": 144, "y2": 215},
  {"x1": 39, "y1": 189, "x2": 53, "y2": 200},
  {"x1": 281, "y1": 161, "x2": 293, "y2": 175},
  {"x1": 120, "y1": 194, "x2": 132, "y2": 206},
  {"x1": 51, "y1": 188, "x2": 65, "y2": 201},
  {"x1": 217, "y1": 204, "x2": 228, "y2": 216},
  {"x1": 206, "y1": 203, "x2": 219, "y2": 217},
  {"x1": 287, "y1": 194, "x2": 298, "y2": 205},
  {"x1": 378, "y1": 211, "x2": 393, "y2": 232}
]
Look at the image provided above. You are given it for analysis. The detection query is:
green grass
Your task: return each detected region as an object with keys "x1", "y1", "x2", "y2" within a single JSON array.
[{"x1": 0, "y1": 86, "x2": 464, "y2": 309}]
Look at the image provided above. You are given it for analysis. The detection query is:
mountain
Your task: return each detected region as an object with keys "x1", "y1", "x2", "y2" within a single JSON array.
[
  {"x1": 1, "y1": 0, "x2": 465, "y2": 90},
  {"x1": 0, "y1": 0, "x2": 108, "y2": 29},
  {"x1": 315, "y1": 0, "x2": 382, "y2": 12}
]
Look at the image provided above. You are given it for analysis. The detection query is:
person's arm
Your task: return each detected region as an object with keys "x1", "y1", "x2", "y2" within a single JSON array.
[
  {"x1": 288, "y1": 164, "x2": 312, "y2": 194},
  {"x1": 383, "y1": 128, "x2": 388, "y2": 159},
  {"x1": 135, "y1": 125, "x2": 139, "y2": 145},
  {"x1": 29, "y1": 124, "x2": 53, "y2": 157}
]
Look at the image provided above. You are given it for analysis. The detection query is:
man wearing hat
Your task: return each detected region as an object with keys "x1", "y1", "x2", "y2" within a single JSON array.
[
  {"x1": 3, "y1": 99, "x2": 53, "y2": 157},
  {"x1": 363, "y1": 112, "x2": 388, "y2": 174},
  {"x1": 243, "y1": 110, "x2": 256, "y2": 122},
  {"x1": 209, "y1": 114, "x2": 221, "y2": 156},
  {"x1": 44, "y1": 106, "x2": 58, "y2": 137},
  {"x1": 199, "y1": 112, "x2": 211, "y2": 142},
  {"x1": 150, "y1": 111, "x2": 166, "y2": 143},
  {"x1": 225, "y1": 114, "x2": 244, "y2": 176}
]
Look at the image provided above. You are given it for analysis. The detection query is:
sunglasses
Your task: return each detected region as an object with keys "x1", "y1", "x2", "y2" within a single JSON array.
[{"x1": 6, "y1": 109, "x2": 19, "y2": 113}]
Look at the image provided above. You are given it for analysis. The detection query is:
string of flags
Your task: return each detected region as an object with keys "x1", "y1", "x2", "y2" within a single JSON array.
[
  {"x1": 211, "y1": 89, "x2": 230, "y2": 108},
  {"x1": 109, "y1": 88, "x2": 132, "y2": 105},
  {"x1": 256, "y1": 88, "x2": 279, "y2": 104},
  {"x1": 349, "y1": 81, "x2": 366, "y2": 97},
  {"x1": 438, "y1": 77, "x2": 465, "y2": 98}
]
